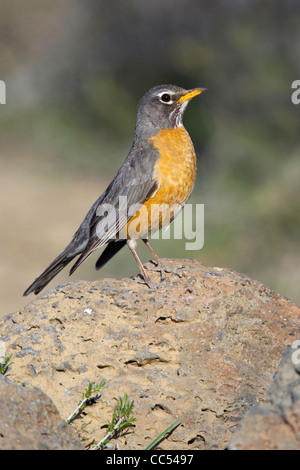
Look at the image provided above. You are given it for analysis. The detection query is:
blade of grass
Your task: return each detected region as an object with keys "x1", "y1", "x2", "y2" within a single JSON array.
[
  {"x1": 0, "y1": 353, "x2": 13, "y2": 375},
  {"x1": 67, "y1": 381, "x2": 105, "y2": 424},
  {"x1": 145, "y1": 419, "x2": 181, "y2": 450},
  {"x1": 91, "y1": 393, "x2": 136, "y2": 450}
]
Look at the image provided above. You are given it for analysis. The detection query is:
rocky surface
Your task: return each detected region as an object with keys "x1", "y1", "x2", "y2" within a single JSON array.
[
  {"x1": 0, "y1": 259, "x2": 299, "y2": 450},
  {"x1": 0, "y1": 376, "x2": 83, "y2": 450},
  {"x1": 229, "y1": 343, "x2": 300, "y2": 450}
]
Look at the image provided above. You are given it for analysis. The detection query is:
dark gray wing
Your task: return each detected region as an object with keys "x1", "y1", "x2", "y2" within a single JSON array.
[{"x1": 69, "y1": 143, "x2": 159, "y2": 273}]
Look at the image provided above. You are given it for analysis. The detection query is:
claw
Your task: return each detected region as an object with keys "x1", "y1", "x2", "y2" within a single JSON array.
[
  {"x1": 144, "y1": 260, "x2": 166, "y2": 281},
  {"x1": 131, "y1": 274, "x2": 157, "y2": 290},
  {"x1": 145, "y1": 260, "x2": 186, "y2": 280}
]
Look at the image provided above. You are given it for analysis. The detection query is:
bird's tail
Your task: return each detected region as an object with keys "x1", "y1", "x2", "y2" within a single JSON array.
[
  {"x1": 24, "y1": 239, "x2": 126, "y2": 296},
  {"x1": 95, "y1": 240, "x2": 126, "y2": 270},
  {"x1": 23, "y1": 246, "x2": 78, "y2": 296}
]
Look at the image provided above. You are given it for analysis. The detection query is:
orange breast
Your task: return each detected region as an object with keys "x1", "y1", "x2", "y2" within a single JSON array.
[{"x1": 126, "y1": 126, "x2": 197, "y2": 239}]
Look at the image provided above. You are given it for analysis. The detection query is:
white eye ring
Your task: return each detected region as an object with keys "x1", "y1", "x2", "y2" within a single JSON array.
[{"x1": 158, "y1": 92, "x2": 173, "y2": 104}]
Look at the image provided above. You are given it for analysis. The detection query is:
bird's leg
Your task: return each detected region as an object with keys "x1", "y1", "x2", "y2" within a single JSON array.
[
  {"x1": 141, "y1": 238, "x2": 165, "y2": 281},
  {"x1": 142, "y1": 238, "x2": 160, "y2": 263},
  {"x1": 127, "y1": 239, "x2": 156, "y2": 289},
  {"x1": 142, "y1": 239, "x2": 185, "y2": 280}
]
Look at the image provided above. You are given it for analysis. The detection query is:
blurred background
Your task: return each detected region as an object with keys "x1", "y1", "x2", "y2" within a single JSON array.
[{"x1": 0, "y1": 0, "x2": 299, "y2": 317}]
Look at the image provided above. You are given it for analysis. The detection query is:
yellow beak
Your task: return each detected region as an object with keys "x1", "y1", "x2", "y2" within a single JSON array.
[{"x1": 177, "y1": 87, "x2": 207, "y2": 105}]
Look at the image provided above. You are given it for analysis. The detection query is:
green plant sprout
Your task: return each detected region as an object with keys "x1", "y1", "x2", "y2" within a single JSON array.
[
  {"x1": 91, "y1": 392, "x2": 136, "y2": 450},
  {"x1": 67, "y1": 380, "x2": 106, "y2": 424},
  {"x1": 145, "y1": 419, "x2": 181, "y2": 450},
  {"x1": 0, "y1": 353, "x2": 12, "y2": 375}
]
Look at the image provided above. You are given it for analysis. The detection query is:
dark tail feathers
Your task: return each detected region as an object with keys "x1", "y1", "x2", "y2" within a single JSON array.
[
  {"x1": 23, "y1": 249, "x2": 77, "y2": 296},
  {"x1": 95, "y1": 240, "x2": 126, "y2": 270},
  {"x1": 24, "y1": 240, "x2": 126, "y2": 296}
]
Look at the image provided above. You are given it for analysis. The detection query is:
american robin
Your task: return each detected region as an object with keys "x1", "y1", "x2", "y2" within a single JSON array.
[{"x1": 24, "y1": 84, "x2": 206, "y2": 296}]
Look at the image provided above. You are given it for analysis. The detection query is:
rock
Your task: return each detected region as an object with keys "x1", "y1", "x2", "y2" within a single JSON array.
[
  {"x1": 228, "y1": 343, "x2": 300, "y2": 450},
  {"x1": 0, "y1": 376, "x2": 83, "y2": 450},
  {"x1": 1, "y1": 259, "x2": 299, "y2": 450}
]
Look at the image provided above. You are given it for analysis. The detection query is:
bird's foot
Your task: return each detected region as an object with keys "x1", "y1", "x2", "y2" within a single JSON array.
[
  {"x1": 145, "y1": 260, "x2": 186, "y2": 280},
  {"x1": 144, "y1": 260, "x2": 166, "y2": 281},
  {"x1": 131, "y1": 274, "x2": 158, "y2": 290}
]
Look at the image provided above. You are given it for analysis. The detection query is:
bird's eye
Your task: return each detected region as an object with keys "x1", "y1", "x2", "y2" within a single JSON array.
[{"x1": 160, "y1": 93, "x2": 172, "y2": 103}]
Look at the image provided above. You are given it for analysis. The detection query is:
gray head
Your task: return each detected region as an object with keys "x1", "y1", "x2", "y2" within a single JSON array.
[{"x1": 134, "y1": 84, "x2": 206, "y2": 140}]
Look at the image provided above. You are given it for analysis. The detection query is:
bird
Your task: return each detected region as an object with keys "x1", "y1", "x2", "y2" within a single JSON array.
[{"x1": 24, "y1": 84, "x2": 206, "y2": 296}]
